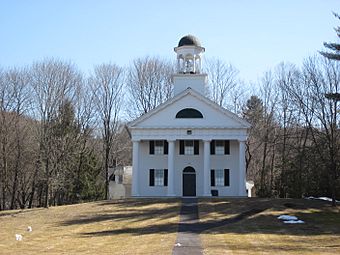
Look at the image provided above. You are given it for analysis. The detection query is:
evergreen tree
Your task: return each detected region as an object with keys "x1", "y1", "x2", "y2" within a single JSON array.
[
  {"x1": 243, "y1": 95, "x2": 264, "y2": 125},
  {"x1": 320, "y1": 13, "x2": 340, "y2": 60}
]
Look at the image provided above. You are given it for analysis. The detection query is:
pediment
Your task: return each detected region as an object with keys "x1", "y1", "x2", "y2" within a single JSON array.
[{"x1": 128, "y1": 88, "x2": 250, "y2": 130}]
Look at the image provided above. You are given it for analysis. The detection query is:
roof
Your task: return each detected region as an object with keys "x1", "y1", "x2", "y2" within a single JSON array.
[
  {"x1": 178, "y1": 35, "x2": 201, "y2": 47},
  {"x1": 128, "y1": 88, "x2": 251, "y2": 129}
]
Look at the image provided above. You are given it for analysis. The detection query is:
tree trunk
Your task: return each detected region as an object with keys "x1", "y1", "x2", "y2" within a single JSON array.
[
  {"x1": 1, "y1": 139, "x2": 8, "y2": 210},
  {"x1": 105, "y1": 145, "x2": 110, "y2": 200},
  {"x1": 260, "y1": 138, "x2": 268, "y2": 196},
  {"x1": 29, "y1": 159, "x2": 40, "y2": 208},
  {"x1": 44, "y1": 158, "x2": 50, "y2": 208},
  {"x1": 10, "y1": 126, "x2": 21, "y2": 209}
]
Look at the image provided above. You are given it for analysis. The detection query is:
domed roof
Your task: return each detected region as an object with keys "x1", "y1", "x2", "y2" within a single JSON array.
[{"x1": 178, "y1": 35, "x2": 201, "y2": 47}]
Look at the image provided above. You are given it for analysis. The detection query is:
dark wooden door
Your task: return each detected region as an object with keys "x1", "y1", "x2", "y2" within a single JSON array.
[{"x1": 183, "y1": 173, "x2": 196, "y2": 196}]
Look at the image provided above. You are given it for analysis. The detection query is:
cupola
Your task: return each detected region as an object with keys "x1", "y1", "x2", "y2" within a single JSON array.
[
  {"x1": 173, "y1": 35, "x2": 207, "y2": 96},
  {"x1": 174, "y1": 35, "x2": 205, "y2": 74}
]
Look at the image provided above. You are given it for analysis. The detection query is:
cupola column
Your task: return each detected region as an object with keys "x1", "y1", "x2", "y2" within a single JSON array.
[{"x1": 177, "y1": 57, "x2": 180, "y2": 73}]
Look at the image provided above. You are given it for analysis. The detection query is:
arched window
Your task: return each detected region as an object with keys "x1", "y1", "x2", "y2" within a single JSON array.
[{"x1": 176, "y1": 108, "x2": 203, "y2": 118}]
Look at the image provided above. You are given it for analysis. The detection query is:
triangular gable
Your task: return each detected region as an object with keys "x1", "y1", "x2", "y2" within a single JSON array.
[{"x1": 128, "y1": 88, "x2": 250, "y2": 129}]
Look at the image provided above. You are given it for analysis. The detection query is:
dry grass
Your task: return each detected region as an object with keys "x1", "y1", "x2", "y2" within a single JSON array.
[
  {"x1": 0, "y1": 199, "x2": 180, "y2": 255},
  {"x1": 2, "y1": 197, "x2": 339, "y2": 255},
  {"x1": 198, "y1": 198, "x2": 340, "y2": 255}
]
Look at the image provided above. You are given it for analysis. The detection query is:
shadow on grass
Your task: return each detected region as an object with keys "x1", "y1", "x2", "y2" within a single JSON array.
[
  {"x1": 59, "y1": 198, "x2": 181, "y2": 237},
  {"x1": 60, "y1": 198, "x2": 340, "y2": 238},
  {"x1": 60, "y1": 206, "x2": 180, "y2": 225},
  {"x1": 81, "y1": 222, "x2": 179, "y2": 236},
  {"x1": 0, "y1": 208, "x2": 45, "y2": 217},
  {"x1": 94, "y1": 198, "x2": 180, "y2": 208},
  {"x1": 198, "y1": 198, "x2": 340, "y2": 236},
  {"x1": 61, "y1": 199, "x2": 181, "y2": 226}
]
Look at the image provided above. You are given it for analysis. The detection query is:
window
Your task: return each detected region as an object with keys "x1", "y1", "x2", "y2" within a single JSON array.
[
  {"x1": 210, "y1": 140, "x2": 230, "y2": 155},
  {"x1": 109, "y1": 173, "x2": 115, "y2": 182},
  {"x1": 179, "y1": 140, "x2": 199, "y2": 155},
  {"x1": 215, "y1": 140, "x2": 225, "y2": 155},
  {"x1": 215, "y1": 169, "x2": 224, "y2": 186},
  {"x1": 109, "y1": 174, "x2": 123, "y2": 184},
  {"x1": 118, "y1": 175, "x2": 123, "y2": 184},
  {"x1": 155, "y1": 140, "x2": 164, "y2": 155},
  {"x1": 211, "y1": 169, "x2": 230, "y2": 186},
  {"x1": 154, "y1": 169, "x2": 164, "y2": 186},
  {"x1": 149, "y1": 169, "x2": 168, "y2": 186},
  {"x1": 176, "y1": 108, "x2": 203, "y2": 118},
  {"x1": 149, "y1": 140, "x2": 168, "y2": 155},
  {"x1": 185, "y1": 140, "x2": 194, "y2": 155}
]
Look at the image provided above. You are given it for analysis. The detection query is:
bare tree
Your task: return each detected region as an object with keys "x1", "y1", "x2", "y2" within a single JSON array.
[
  {"x1": 90, "y1": 63, "x2": 124, "y2": 200},
  {"x1": 258, "y1": 72, "x2": 279, "y2": 196},
  {"x1": 126, "y1": 56, "x2": 174, "y2": 118},
  {"x1": 274, "y1": 63, "x2": 301, "y2": 197},
  {"x1": 30, "y1": 59, "x2": 79, "y2": 208},
  {"x1": 72, "y1": 76, "x2": 97, "y2": 201},
  {"x1": 206, "y1": 58, "x2": 239, "y2": 110},
  {"x1": 303, "y1": 57, "x2": 339, "y2": 206},
  {"x1": 0, "y1": 68, "x2": 10, "y2": 210},
  {"x1": 283, "y1": 56, "x2": 340, "y2": 206},
  {"x1": 0, "y1": 67, "x2": 32, "y2": 210},
  {"x1": 5, "y1": 68, "x2": 30, "y2": 209}
]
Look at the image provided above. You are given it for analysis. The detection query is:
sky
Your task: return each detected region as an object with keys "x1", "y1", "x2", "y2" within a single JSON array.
[{"x1": 1, "y1": 0, "x2": 340, "y2": 83}]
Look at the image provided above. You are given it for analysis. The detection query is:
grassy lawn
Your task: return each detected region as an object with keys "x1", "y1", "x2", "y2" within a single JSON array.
[
  {"x1": 198, "y1": 198, "x2": 340, "y2": 255},
  {"x1": 0, "y1": 199, "x2": 180, "y2": 255},
  {"x1": 1, "y1": 198, "x2": 339, "y2": 255}
]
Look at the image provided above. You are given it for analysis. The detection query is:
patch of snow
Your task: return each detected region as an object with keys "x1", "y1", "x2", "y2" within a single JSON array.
[
  {"x1": 27, "y1": 226, "x2": 32, "y2": 232},
  {"x1": 283, "y1": 220, "x2": 305, "y2": 224},
  {"x1": 278, "y1": 214, "x2": 305, "y2": 224},
  {"x1": 15, "y1": 234, "x2": 23, "y2": 241},
  {"x1": 174, "y1": 243, "x2": 182, "y2": 247},
  {"x1": 277, "y1": 215, "x2": 298, "y2": 221},
  {"x1": 305, "y1": 196, "x2": 339, "y2": 203}
]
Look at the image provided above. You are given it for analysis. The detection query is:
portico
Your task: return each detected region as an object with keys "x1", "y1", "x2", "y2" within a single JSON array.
[{"x1": 129, "y1": 134, "x2": 248, "y2": 197}]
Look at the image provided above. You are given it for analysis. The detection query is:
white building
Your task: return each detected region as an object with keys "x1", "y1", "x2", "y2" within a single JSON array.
[
  {"x1": 108, "y1": 166, "x2": 132, "y2": 199},
  {"x1": 127, "y1": 35, "x2": 250, "y2": 197}
]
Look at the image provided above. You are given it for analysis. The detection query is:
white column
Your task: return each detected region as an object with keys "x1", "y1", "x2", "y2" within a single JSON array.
[
  {"x1": 167, "y1": 140, "x2": 176, "y2": 196},
  {"x1": 239, "y1": 140, "x2": 246, "y2": 196},
  {"x1": 203, "y1": 140, "x2": 211, "y2": 196},
  {"x1": 177, "y1": 58, "x2": 180, "y2": 72},
  {"x1": 198, "y1": 57, "x2": 202, "y2": 73},
  {"x1": 193, "y1": 55, "x2": 196, "y2": 73},
  {"x1": 132, "y1": 140, "x2": 140, "y2": 197}
]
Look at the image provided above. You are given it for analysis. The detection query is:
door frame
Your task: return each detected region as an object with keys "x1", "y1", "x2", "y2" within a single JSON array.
[{"x1": 182, "y1": 166, "x2": 196, "y2": 197}]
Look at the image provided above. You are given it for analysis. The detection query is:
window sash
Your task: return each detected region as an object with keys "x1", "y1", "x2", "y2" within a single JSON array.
[
  {"x1": 184, "y1": 140, "x2": 194, "y2": 155},
  {"x1": 215, "y1": 140, "x2": 225, "y2": 155},
  {"x1": 154, "y1": 140, "x2": 164, "y2": 155},
  {"x1": 154, "y1": 169, "x2": 164, "y2": 186},
  {"x1": 215, "y1": 169, "x2": 224, "y2": 186}
]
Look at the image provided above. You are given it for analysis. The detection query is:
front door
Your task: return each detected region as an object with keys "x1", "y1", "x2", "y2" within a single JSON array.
[{"x1": 182, "y1": 167, "x2": 196, "y2": 196}]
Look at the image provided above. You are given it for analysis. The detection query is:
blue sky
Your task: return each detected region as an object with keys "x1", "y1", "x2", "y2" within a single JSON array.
[{"x1": 1, "y1": 0, "x2": 339, "y2": 82}]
